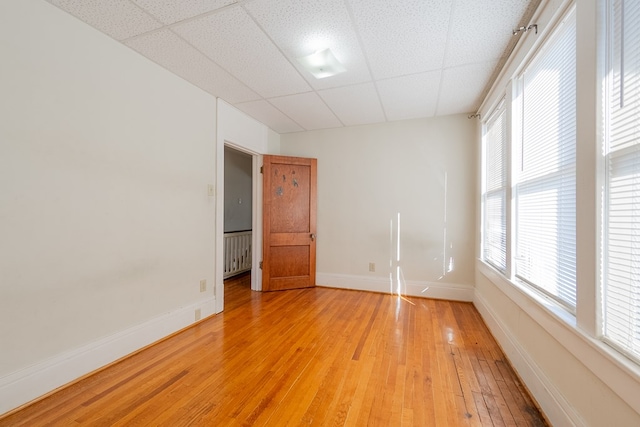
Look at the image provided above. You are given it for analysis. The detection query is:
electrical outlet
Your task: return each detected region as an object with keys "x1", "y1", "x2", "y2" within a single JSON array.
[
  {"x1": 369, "y1": 262, "x2": 375, "y2": 272},
  {"x1": 195, "y1": 308, "x2": 201, "y2": 321},
  {"x1": 200, "y1": 279, "x2": 206, "y2": 292}
]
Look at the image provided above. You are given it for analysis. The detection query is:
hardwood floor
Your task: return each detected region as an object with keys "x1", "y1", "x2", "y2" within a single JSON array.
[{"x1": 1, "y1": 273, "x2": 547, "y2": 426}]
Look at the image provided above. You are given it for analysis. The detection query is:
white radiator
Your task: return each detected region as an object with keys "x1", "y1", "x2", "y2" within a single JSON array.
[{"x1": 223, "y1": 231, "x2": 252, "y2": 278}]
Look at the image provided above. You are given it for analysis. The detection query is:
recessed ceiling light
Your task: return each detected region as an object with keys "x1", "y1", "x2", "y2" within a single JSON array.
[{"x1": 296, "y1": 48, "x2": 346, "y2": 79}]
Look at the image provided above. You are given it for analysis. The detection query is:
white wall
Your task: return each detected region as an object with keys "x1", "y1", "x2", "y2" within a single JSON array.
[
  {"x1": 280, "y1": 115, "x2": 476, "y2": 300},
  {"x1": 0, "y1": 0, "x2": 217, "y2": 414},
  {"x1": 475, "y1": 0, "x2": 640, "y2": 425},
  {"x1": 267, "y1": 128, "x2": 282, "y2": 154},
  {"x1": 224, "y1": 147, "x2": 252, "y2": 232}
]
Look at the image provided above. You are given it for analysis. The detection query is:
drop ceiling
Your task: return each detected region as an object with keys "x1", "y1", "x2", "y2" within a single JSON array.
[{"x1": 46, "y1": 0, "x2": 539, "y2": 134}]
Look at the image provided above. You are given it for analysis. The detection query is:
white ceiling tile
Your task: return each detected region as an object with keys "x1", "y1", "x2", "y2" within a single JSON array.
[
  {"x1": 376, "y1": 72, "x2": 441, "y2": 121},
  {"x1": 47, "y1": 0, "x2": 162, "y2": 41},
  {"x1": 125, "y1": 29, "x2": 259, "y2": 103},
  {"x1": 444, "y1": 0, "x2": 533, "y2": 67},
  {"x1": 318, "y1": 83, "x2": 385, "y2": 126},
  {"x1": 269, "y1": 93, "x2": 342, "y2": 131},
  {"x1": 233, "y1": 100, "x2": 304, "y2": 134},
  {"x1": 44, "y1": 0, "x2": 540, "y2": 129},
  {"x1": 132, "y1": 0, "x2": 236, "y2": 25},
  {"x1": 172, "y1": 7, "x2": 312, "y2": 98},
  {"x1": 437, "y1": 61, "x2": 499, "y2": 116},
  {"x1": 347, "y1": 0, "x2": 453, "y2": 79},
  {"x1": 244, "y1": 0, "x2": 371, "y2": 90}
]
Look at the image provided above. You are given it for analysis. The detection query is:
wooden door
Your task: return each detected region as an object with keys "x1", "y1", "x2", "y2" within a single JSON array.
[{"x1": 262, "y1": 155, "x2": 317, "y2": 291}]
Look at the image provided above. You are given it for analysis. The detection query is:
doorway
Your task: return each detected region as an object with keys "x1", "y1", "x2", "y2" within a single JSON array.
[
  {"x1": 216, "y1": 143, "x2": 263, "y2": 313},
  {"x1": 217, "y1": 148, "x2": 317, "y2": 310},
  {"x1": 223, "y1": 146, "x2": 253, "y2": 279}
]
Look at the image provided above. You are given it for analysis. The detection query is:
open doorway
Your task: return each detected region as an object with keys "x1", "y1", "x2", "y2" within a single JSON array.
[
  {"x1": 216, "y1": 142, "x2": 263, "y2": 313},
  {"x1": 223, "y1": 146, "x2": 253, "y2": 280}
]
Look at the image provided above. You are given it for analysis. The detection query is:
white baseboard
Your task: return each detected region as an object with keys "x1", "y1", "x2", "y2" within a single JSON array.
[
  {"x1": 0, "y1": 297, "x2": 216, "y2": 416},
  {"x1": 317, "y1": 272, "x2": 474, "y2": 302},
  {"x1": 473, "y1": 291, "x2": 583, "y2": 426}
]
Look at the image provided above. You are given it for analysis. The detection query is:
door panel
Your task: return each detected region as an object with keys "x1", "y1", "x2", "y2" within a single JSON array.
[
  {"x1": 269, "y1": 163, "x2": 311, "y2": 232},
  {"x1": 271, "y1": 246, "x2": 310, "y2": 277},
  {"x1": 262, "y1": 155, "x2": 316, "y2": 291}
]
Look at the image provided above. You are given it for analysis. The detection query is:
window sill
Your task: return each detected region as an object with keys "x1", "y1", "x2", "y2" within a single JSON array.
[{"x1": 479, "y1": 259, "x2": 577, "y2": 324}]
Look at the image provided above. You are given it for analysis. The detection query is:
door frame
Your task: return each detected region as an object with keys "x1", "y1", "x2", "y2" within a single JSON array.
[{"x1": 215, "y1": 141, "x2": 263, "y2": 313}]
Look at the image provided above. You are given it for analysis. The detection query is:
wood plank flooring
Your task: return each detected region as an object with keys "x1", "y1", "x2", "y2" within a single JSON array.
[{"x1": 0, "y1": 274, "x2": 548, "y2": 426}]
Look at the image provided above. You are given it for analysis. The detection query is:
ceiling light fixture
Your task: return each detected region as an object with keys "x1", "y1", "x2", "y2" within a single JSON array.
[{"x1": 296, "y1": 48, "x2": 346, "y2": 79}]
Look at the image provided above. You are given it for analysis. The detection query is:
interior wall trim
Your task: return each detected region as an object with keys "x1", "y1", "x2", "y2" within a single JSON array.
[
  {"x1": 317, "y1": 272, "x2": 474, "y2": 302},
  {"x1": 473, "y1": 291, "x2": 582, "y2": 426},
  {"x1": 0, "y1": 297, "x2": 216, "y2": 416},
  {"x1": 477, "y1": 260, "x2": 640, "y2": 416}
]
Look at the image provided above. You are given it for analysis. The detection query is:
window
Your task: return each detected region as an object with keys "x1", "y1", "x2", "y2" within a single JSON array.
[
  {"x1": 514, "y1": 7, "x2": 577, "y2": 310},
  {"x1": 482, "y1": 101, "x2": 507, "y2": 271},
  {"x1": 603, "y1": 0, "x2": 640, "y2": 361}
]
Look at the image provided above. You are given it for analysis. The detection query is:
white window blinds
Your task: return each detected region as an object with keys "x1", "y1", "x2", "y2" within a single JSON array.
[
  {"x1": 515, "y1": 8, "x2": 577, "y2": 310},
  {"x1": 603, "y1": 0, "x2": 640, "y2": 360},
  {"x1": 483, "y1": 103, "x2": 507, "y2": 271}
]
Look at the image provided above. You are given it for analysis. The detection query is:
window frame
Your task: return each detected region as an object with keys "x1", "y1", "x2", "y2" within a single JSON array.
[
  {"x1": 601, "y1": 0, "x2": 640, "y2": 363},
  {"x1": 481, "y1": 99, "x2": 508, "y2": 273},
  {"x1": 512, "y1": 4, "x2": 578, "y2": 313}
]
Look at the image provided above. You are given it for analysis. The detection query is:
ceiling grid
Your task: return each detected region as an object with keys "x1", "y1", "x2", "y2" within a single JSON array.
[{"x1": 46, "y1": 0, "x2": 540, "y2": 133}]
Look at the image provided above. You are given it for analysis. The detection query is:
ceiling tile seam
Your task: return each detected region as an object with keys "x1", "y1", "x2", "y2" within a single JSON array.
[
  {"x1": 370, "y1": 81, "x2": 389, "y2": 123},
  {"x1": 120, "y1": 0, "x2": 179, "y2": 43},
  {"x1": 126, "y1": 0, "x2": 164, "y2": 35},
  {"x1": 342, "y1": 0, "x2": 388, "y2": 122},
  {"x1": 230, "y1": 96, "x2": 309, "y2": 133},
  {"x1": 441, "y1": 58, "x2": 503, "y2": 73},
  {"x1": 121, "y1": 23, "x2": 172, "y2": 44},
  {"x1": 119, "y1": 40, "x2": 223, "y2": 101},
  {"x1": 119, "y1": 26, "x2": 264, "y2": 102},
  {"x1": 164, "y1": 27, "x2": 263, "y2": 102},
  {"x1": 437, "y1": 58, "x2": 502, "y2": 114},
  {"x1": 127, "y1": 0, "x2": 161, "y2": 23},
  {"x1": 314, "y1": 82, "x2": 369, "y2": 95},
  {"x1": 239, "y1": 4, "x2": 316, "y2": 95},
  {"x1": 431, "y1": 69, "x2": 447, "y2": 117},
  {"x1": 313, "y1": 92, "x2": 346, "y2": 129},
  {"x1": 45, "y1": 2, "x2": 246, "y2": 101},
  {"x1": 434, "y1": 0, "x2": 458, "y2": 116},
  {"x1": 372, "y1": 68, "x2": 442, "y2": 84},
  {"x1": 48, "y1": 1, "x2": 244, "y2": 101},
  {"x1": 262, "y1": 91, "x2": 343, "y2": 131},
  {"x1": 239, "y1": 5, "x2": 344, "y2": 128},
  {"x1": 261, "y1": 99, "x2": 308, "y2": 132},
  {"x1": 440, "y1": 0, "x2": 458, "y2": 69},
  {"x1": 162, "y1": 0, "x2": 254, "y2": 28},
  {"x1": 121, "y1": 0, "x2": 251, "y2": 44},
  {"x1": 445, "y1": 55, "x2": 510, "y2": 70}
]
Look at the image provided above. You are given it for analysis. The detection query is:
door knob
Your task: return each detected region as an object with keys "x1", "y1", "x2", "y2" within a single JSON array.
[{"x1": 310, "y1": 233, "x2": 316, "y2": 241}]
